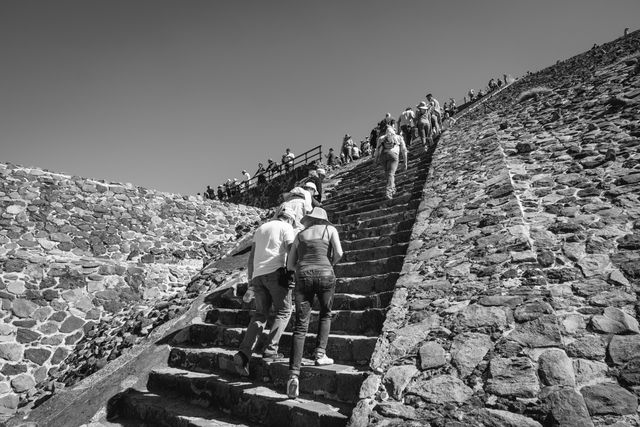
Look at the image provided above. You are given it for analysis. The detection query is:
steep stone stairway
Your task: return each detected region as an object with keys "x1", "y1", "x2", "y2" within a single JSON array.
[{"x1": 108, "y1": 140, "x2": 433, "y2": 426}]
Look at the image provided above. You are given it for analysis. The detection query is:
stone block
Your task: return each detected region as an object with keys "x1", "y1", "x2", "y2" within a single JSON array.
[
  {"x1": 487, "y1": 357, "x2": 540, "y2": 398},
  {"x1": 574, "y1": 358, "x2": 608, "y2": 386},
  {"x1": 609, "y1": 335, "x2": 640, "y2": 366},
  {"x1": 419, "y1": 342, "x2": 446, "y2": 370},
  {"x1": 456, "y1": 304, "x2": 507, "y2": 330},
  {"x1": 383, "y1": 365, "x2": 418, "y2": 400},
  {"x1": 581, "y1": 382, "x2": 638, "y2": 415},
  {"x1": 11, "y1": 299, "x2": 38, "y2": 318},
  {"x1": 508, "y1": 315, "x2": 562, "y2": 348},
  {"x1": 405, "y1": 375, "x2": 473, "y2": 404},
  {"x1": 0, "y1": 343, "x2": 23, "y2": 362},
  {"x1": 542, "y1": 387, "x2": 594, "y2": 427},
  {"x1": 10, "y1": 373, "x2": 35, "y2": 392},
  {"x1": 538, "y1": 348, "x2": 575, "y2": 386},
  {"x1": 450, "y1": 332, "x2": 493, "y2": 378},
  {"x1": 591, "y1": 307, "x2": 640, "y2": 334}
]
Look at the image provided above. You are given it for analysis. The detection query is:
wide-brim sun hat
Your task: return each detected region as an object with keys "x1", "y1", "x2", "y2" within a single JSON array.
[
  {"x1": 277, "y1": 205, "x2": 296, "y2": 221},
  {"x1": 417, "y1": 101, "x2": 428, "y2": 110},
  {"x1": 303, "y1": 182, "x2": 317, "y2": 193},
  {"x1": 301, "y1": 207, "x2": 331, "y2": 226}
]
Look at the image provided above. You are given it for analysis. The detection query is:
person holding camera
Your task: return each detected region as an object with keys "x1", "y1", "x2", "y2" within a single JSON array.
[{"x1": 233, "y1": 207, "x2": 296, "y2": 376}]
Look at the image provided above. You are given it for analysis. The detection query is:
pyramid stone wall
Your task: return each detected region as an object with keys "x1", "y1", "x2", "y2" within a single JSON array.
[
  {"x1": 0, "y1": 163, "x2": 264, "y2": 417},
  {"x1": 351, "y1": 31, "x2": 640, "y2": 426}
]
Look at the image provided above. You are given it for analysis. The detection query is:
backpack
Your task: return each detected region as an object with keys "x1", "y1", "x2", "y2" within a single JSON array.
[{"x1": 382, "y1": 134, "x2": 399, "y2": 150}]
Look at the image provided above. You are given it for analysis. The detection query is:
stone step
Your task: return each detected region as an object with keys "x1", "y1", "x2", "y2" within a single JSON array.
[
  {"x1": 333, "y1": 199, "x2": 421, "y2": 224},
  {"x1": 167, "y1": 347, "x2": 368, "y2": 403},
  {"x1": 325, "y1": 154, "x2": 428, "y2": 190},
  {"x1": 335, "y1": 273, "x2": 399, "y2": 294},
  {"x1": 147, "y1": 368, "x2": 353, "y2": 427},
  {"x1": 176, "y1": 324, "x2": 377, "y2": 364},
  {"x1": 331, "y1": 291, "x2": 394, "y2": 310},
  {"x1": 324, "y1": 178, "x2": 425, "y2": 211},
  {"x1": 204, "y1": 283, "x2": 394, "y2": 311},
  {"x1": 111, "y1": 388, "x2": 259, "y2": 427},
  {"x1": 206, "y1": 308, "x2": 385, "y2": 336},
  {"x1": 334, "y1": 255, "x2": 405, "y2": 277},
  {"x1": 327, "y1": 151, "x2": 428, "y2": 189},
  {"x1": 341, "y1": 243, "x2": 409, "y2": 263},
  {"x1": 341, "y1": 231, "x2": 412, "y2": 251},
  {"x1": 330, "y1": 193, "x2": 421, "y2": 221},
  {"x1": 334, "y1": 211, "x2": 416, "y2": 233},
  {"x1": 338, "y1": 218, "x2": 415, "y2": 241}
]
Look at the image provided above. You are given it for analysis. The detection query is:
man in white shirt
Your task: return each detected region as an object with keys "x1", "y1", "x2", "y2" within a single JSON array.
[
  {"x1": 397, "y1": 107, "x2": 415, "y2": 146},
  {"x1": 234, "y1": 207, "x2": 296, "y2": 375}
]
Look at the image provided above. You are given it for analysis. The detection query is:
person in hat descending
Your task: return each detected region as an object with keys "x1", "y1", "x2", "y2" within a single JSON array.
[
  {"x1": 234, "y1": 207, "x2": 297, "y2": 376},
  {"x1": 285, "y1": 207, "x2": 343, "y2": 398}
]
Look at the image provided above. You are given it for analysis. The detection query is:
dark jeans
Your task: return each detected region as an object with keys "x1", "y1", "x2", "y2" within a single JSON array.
[
  {"x1": 400, "y1": 125, "x2": 413, "y2": 146},
  {"x1": 239, "y1": 270, "x2": 292, "y2": 359},
  {"x1": 289, "y1": 269, "x2": 335, "y2": 376}
]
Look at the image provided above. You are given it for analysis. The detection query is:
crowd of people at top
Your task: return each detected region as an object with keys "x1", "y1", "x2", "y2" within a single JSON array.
[
  {"x1": 328, "y1": 92, "x2": 452, "y2": 168},
  {"x1": 201, "y1": 148, "x2": 298, "y2": 201},
  {"x1": 464, "y1": 74, "x2": 511, "y2": 104},
  {"x1": 200, "y1": 73, "x2": 513, "y2": 202}
]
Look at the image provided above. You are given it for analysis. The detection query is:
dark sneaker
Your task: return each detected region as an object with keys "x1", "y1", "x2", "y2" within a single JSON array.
[
  {"x1": 262, "y1": 352, "x2": 285, "y2": 362},
  {"x1": 233, "y1": 352, "x2": 250, "y2": 377},
  {"x1": 287, "y1": 376, "x2": 299, "y2": 399}
]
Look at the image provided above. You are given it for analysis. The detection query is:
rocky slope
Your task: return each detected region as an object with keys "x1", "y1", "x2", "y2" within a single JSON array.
[
  {"x1": 0, "y1": 163, "x2": 264, "y2": 418},
  {"x1": 349, "y1": 31, "x2": 640, "y2": 426}
]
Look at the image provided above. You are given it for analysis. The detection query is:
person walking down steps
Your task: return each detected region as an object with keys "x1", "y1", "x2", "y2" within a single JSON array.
[
  {"x1": 285, "y1": 207, "x2": 343, "y2": 399},
  {"x1": 375, "y1": 123, "x2": 407, "y2": 200},
  {"x1": 233, "y1": 207, "x2": 297, "y2": 376}
]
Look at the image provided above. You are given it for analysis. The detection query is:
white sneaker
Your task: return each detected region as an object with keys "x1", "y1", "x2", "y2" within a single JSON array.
[
  {"x1": 242, "y1": 287, "x2": 255, "y2": 303},
  {"x1": 286, "y1": 376, "x2": 299, "y2": 399},
  {"x1": 315, "y1": 354, "x2": 334, "y2": 366}
]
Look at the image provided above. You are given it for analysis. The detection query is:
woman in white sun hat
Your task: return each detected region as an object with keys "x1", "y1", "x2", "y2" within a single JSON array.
[{"x1": 285, "y1": 207, "x2": 343, "y2": 398}]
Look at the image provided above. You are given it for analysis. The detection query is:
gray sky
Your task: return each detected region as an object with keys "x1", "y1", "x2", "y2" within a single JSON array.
[{"x1": 1, "y1": 0, "x2": 638, "y2": 195}]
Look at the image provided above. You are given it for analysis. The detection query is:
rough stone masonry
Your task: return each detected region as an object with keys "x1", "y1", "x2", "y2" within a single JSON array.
[
  {"x1": 350, "y1": 31, "x2": 640, "y2": 426},
  {"x1": 0, "y1": 164, "x2": 264, "y2": 419}
]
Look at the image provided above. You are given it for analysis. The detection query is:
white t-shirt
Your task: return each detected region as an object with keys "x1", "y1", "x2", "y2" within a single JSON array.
[{"x1": 252, "y1": 219, "x2": 295, "y2": 279}]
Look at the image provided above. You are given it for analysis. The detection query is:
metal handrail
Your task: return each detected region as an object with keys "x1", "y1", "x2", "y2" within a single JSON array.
[{"x1": 234, "y1": 145, "x2": 323, "y2": 194}]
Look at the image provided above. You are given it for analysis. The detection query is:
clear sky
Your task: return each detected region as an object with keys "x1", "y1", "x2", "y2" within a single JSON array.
[{"x1": 1, "y1": 0, "x2": 638, "y2": 195}]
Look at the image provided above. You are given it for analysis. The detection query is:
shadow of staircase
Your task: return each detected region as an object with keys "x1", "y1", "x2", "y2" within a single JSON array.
[{"x1": 106, "y1": 139, "x2": 435, "y2": 426}]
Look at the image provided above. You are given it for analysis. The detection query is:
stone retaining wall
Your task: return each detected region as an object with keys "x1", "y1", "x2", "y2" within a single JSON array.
[
  {"x1": 350, "y1": 31, "x2": 640, "y2": 426},
  {"x1": 0, "y1": 163, "x2": 264, "y2": 418}
]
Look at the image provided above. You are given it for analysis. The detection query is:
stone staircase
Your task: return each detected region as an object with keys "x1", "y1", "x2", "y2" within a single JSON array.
[{"x1": 107, "y1": 140, "x2": 433, "y2": 426}]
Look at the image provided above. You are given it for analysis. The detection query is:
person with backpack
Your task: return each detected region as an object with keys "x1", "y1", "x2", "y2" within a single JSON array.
[
  {"x1": 375, "y1": 121, "x2": 407, "y2": 200},
  {"x1": 415, "y1": 102, "x2": 432, "y2": 151}
]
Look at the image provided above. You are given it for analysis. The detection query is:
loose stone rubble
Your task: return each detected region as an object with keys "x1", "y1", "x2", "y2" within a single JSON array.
[
  {"x1": 351, "y1": 31, "x2": 640, "y2": 426},
  {"x1": 0, "y1": 163, "x2": 263, "y2": 418}
]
